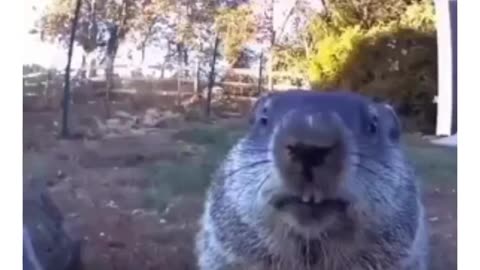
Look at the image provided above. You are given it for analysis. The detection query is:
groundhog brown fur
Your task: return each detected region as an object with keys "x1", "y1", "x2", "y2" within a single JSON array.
[{"x1": 196, "y1": 90, "x2": 428, "y2": 270}]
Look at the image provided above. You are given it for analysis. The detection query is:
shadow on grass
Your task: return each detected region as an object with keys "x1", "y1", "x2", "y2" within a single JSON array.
[{"x1": 144, "y1": 125, "x2": 245, "y2": 211}]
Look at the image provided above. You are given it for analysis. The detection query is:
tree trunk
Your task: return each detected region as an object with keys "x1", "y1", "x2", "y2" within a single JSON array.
[
  {"x1": 104, "y1": 0, "x2": 129, "y2": 116},
  {"x1": 320, "y1": 0, "x2": 329, "y2": 15},
  {"x1": 87, "y1": 55, "x2": 97, "y2": 78},
  {"x1": 105, "y1": 54, "x2": 116, "y2": 118},
  {"x1": 104, "y1": 24, "x2": 119, "y2": 118},
  {"x1": 267, "y1": 49, "x2": 274, "y2": 92},
  {"x1": 276, "y1": 1, "x2": 298, "y2": 41},
  {"x1": 258, "y1": 51, "x2": 264, "y2": 94},
  {"x1": 161, "y1": 45, "x2": 171, "y2": 79},
  {"x1": 267, "y1": 0, "x2": 275, "y2": 92},
  {"x1": 140, "y1": 42, "x2": 146, "y2": 65},
  {"x1": 206, "y1": 36, "x2": 220, "y2": 118},
  {"x1": 160, "y1": 63, "x2": 165, "y2": 79},
  {"x1": 61, "y1": 0, "x2": 82, "y2": 138},
  {"x1": 86, "y1": 0, "x2": 97, "y2": 79},
  {"x1": 194, "y1": 59, "x2": 200, "y2": 97},
  {"x1": 80, "y1": 51, "x2": 97, "y2": 78},
  {"x1": 303, "y1": 37, "x2": 311, "y2": 59},
  {"x1": 43, "y1": 70, "x2": 52, "y2": 109},
  {"x1": 79, "y1": 52, "x2": 87, "y2": 79},
  {"x1": 183, "y1": 48, "x2": 189, "y2": 78},
  {"x1": 176, "y1": 43, "x2": 183, "y2": 106}
]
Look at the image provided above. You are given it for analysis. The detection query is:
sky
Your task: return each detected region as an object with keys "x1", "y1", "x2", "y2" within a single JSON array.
[
  {"x1": 23, "y1": 0, "x2": 325, "y2": 71},
  {"x1": 24, "y1": 0, "x2": 68, "y2": 68}
]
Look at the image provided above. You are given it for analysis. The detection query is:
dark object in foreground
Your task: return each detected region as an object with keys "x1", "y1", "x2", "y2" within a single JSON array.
[{"x1": 23, "y1": 181, "x2": 82, "y2": 270}]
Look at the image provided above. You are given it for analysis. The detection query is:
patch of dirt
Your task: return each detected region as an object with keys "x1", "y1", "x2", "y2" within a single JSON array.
[
  {"x1": 23, "y1": 100, "x2": 457, "y2": 270},
  {"x1": 423, "y1": 186, "x2": 457, "y2": 270}
]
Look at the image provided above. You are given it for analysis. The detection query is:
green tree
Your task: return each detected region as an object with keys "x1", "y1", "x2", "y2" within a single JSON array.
[
  {"x1": 38, "y1": 0, "x2": 108, "y2": 77},
  {"x1": 256, "y1": 0, "x2": 327, "y2": 90},
  {"x1": 266, "y1": 0, "x2": 325, "y2": 86},
  {"x1": 39, "y1": 0, "x2": 140, "y2": 116},
  {"x1": 214, "y1": 4, "x2": 256, "y2": 65},
  {"x1": 305, "y1": 0, "x2": 437, "y2": 130},
  {"x1": 323, "y1": 0, "x2": 425, "y2": 28},
  {"x1": 101, "y1": 0, "x2": 138, "y2": 116},
  {"x1": 130, "y1": 0, "x2": 174, "y2": 64}
]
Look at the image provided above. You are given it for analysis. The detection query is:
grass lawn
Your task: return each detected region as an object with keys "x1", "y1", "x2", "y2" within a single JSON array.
[
  {"x1": 403, "y1": 134, "x2": 457, "y2": 186},
  {"x1": 144, "y1": 125, "x2": 245, "y2": 210}
]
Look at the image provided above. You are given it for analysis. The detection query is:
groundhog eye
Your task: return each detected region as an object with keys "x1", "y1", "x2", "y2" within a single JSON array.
[
  {"x1": 259, "y1": 116, "x2": 268, "y2": 126},
  {"x1": 368, "y1": 116, "x2": 378, "y2": 134}
]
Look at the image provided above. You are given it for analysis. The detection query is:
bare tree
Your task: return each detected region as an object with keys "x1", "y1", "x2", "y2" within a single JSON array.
[
  {"x1": 257, "y1": 51, "x2": 264, "y2": 93},
  {"x1": 102, "y1": 0, "x2": 136, "y2": 118},
  {"x1": 176, "y1": 43, "x2": 184, "y2": 106},
  {"x1": 61, "y1": 0, "x2": 83, "y2": 138},
  {"x1": 194, "y1": 59, "x2": 201, "y2": 97},
  {"x1": 104, "y1": 23, "x2": 119, "y2": 118},
  {"x1": 259, "y1": 0, "x2": 301, "y2": 91},
  {"x1": 265, "y1": 0, "x2": 275, "y2": 92},
  {"x1": 206, "y1": 35, "x2": 221, "y2": 117}
]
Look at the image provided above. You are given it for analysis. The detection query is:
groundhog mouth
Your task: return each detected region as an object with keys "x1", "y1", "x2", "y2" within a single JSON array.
[{"x1": 272, "y1": 196, "x2": 349, "y2": 217}]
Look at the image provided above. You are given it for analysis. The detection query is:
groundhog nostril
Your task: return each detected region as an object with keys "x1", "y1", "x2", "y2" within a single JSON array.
[{"x1": 287, "y1": 143, "x2": 333, "y2": 168}]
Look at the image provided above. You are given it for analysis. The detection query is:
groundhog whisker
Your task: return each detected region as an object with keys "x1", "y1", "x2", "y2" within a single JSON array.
[
  {"x1": 239, "y1": 147, "x2": 272, "y2": 152},
  {"x1": 351, "y1": 153, "x2": 400, "y2": 173},
  {"x1": 223, "y1": 159, "x2": 272, "y2": 180},
  {"x1": 256, "y1": 172, "x2": 272, "y2": 198},
  {"x1": 352, "y1": 163, "x2": 379, "y2": 176},
  {"x1": 238, "y1": 149, "x2": 272, "y2": 156}
]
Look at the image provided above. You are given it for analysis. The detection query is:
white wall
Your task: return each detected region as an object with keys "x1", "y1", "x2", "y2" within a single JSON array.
[{"x1": 435, "y1": 0, "x2": 457, "y2": 136}]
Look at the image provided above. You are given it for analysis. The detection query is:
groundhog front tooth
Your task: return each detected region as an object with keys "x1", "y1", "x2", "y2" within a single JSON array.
[
  {"x1": 313, "y1": 192, "x2": 323, "y2": 204},
  {"x1": 307, "y1": 115, "x2": 314, "y2": 127},
  {"x1": 302, "y1": 193, "x2": 311, "y2": 203}
]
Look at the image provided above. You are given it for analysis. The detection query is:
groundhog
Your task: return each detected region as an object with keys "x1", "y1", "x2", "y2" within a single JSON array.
[{"x1": 195, "y1": 90, "x2": 428, "y2": 270}]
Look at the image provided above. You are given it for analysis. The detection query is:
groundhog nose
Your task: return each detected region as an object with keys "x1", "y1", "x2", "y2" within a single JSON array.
[
  {"x1": 281, "y1": 109, "x2": 342, "y2": 132},
  {"x1": 273, "y1": 110, "x2": 348, "y2": 185},
  {"x1": 278, "y1": 110, "x2": 344, "y2": 147},
  {"x1": 287, "y1": 143, "x2": 333, "y2": 169}
]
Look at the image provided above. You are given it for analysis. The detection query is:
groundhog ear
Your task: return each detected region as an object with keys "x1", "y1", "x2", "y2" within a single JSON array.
[
  {"x1": 248, "y1": 93, "x2": 271, "y2": 124},
  {"x1": 381, "y1": 102, "x2": 402, "y2": 141}
]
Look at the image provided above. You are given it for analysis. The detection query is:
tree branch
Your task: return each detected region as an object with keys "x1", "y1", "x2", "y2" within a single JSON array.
[{"x1": 275, "y1": 0, "x2": 299, "y2": 43}]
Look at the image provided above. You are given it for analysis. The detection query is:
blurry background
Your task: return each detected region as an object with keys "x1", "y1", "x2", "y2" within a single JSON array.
[{"x1": 23, "y1": 1, "x2": 456, "y2": 270}]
